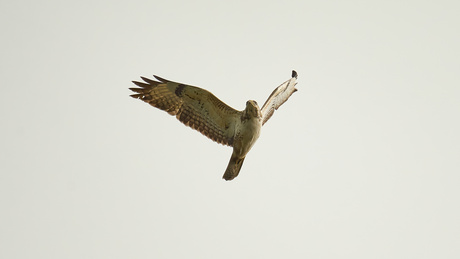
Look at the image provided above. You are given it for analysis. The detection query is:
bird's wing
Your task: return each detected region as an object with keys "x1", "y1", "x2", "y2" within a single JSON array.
[
  {"x1": 260, "y1": 70, "x2": 298, "y2": 125},
  {"x1": 130, "y1": 75, "x2": 241, "y2": 146}
]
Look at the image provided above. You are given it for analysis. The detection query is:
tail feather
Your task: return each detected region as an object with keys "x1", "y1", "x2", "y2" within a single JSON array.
[{"x1": 222, "y1": 154, "x2": 245, "y2": 181}]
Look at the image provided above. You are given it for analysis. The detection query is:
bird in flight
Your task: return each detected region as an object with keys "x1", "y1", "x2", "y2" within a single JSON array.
[{"x1": 130, "y1": 70, "x2": 298, "y2": 180}]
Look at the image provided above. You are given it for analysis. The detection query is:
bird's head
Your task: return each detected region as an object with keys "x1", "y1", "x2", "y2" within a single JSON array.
[{"x1": 244, "y1": 100, "x2": 262, "y2": 119}]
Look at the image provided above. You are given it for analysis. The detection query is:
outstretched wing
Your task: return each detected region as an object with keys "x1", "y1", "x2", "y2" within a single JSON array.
[
  {"x1": 260, "y1": 70, "x2": 298, "y2": 125},
  {"x1": 261, "y1": 70, "x2": 297, "y2": 125},
  {"x1": 130, "y1": 75, "x2": 241, "y2": 146}
]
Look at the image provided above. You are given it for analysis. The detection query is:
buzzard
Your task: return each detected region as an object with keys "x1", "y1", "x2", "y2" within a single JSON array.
[{"x1": 130, "y1": 70, "x2": 298, "y2": 180}]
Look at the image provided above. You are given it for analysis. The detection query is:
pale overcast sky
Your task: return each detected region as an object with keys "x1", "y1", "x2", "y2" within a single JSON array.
[{"x1": 1, "y1": 0, "x2": 459, "y2": 258}]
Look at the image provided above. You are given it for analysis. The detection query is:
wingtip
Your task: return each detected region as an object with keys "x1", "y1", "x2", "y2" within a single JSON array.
[
  {"x1": 292, "y1": 70, "x2": 298, "y2": 78},
  {"x1": 129, "y1": 93, "x2": 141, "y2": 98},
  {"x1": 153, "y1": 75, "x2": 171, "y2": 83}
]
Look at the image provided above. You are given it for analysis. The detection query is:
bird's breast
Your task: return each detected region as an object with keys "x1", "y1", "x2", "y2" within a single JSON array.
[{"x1": 233, "y1": 117, "x2": 262, "y2": 157}]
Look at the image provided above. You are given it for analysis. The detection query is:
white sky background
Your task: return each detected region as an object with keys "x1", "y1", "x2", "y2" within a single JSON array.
[{"x1": 1, "y1": 0, "x2": 459, "y2": 258}]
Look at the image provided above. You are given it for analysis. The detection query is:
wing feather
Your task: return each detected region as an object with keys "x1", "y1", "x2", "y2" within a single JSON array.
[
  {"x1": 130, "y1": 75, "x2": 241, "y2": 146},
  {"x1": 260, "y1": 70, "x2": 298, "y2": 125}
]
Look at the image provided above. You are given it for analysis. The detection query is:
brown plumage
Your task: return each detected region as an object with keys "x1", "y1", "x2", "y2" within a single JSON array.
[
  {"x1": 130, "y1": 71, "x2": 298, "y2": 180},
  {"x1": 130, "y1": 75, "x2": 238, "y2": 146}
]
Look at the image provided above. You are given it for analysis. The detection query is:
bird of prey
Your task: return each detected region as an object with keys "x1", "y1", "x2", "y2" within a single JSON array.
[{"x1": 130, "y1": 70, "x2": 298, "y2": 180}]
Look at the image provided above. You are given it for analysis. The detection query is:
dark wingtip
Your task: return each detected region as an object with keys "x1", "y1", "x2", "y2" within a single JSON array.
[
  {"x1": 141, "y1": 76, "x2": 162, "y2": 85},
  {"x1": 132, "y1": 80, "x2": 150, "y2": 88},
  {"x1": 129, "y1": 87, "x2": 144, "y2": 94},
  {"x1": 129, "y1": 94, "x2": 142, "y2": 98},
  {"x1": 153, "y1": 75, "x2": 171, "y2": 83},
  {"x1": 292, "y1": 70, "x2": 298, "y2": 78}
]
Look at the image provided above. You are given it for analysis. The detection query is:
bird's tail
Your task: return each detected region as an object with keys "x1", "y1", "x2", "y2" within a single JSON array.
[{"x1": 222, "y1": 153, "x2": 246, "y2": 181}]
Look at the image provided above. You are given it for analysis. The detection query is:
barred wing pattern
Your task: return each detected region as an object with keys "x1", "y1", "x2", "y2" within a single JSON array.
[
  {"x1": 260, "y1": 70, "x2": 298, "y2": 125},
  {"x1": 130, "y1": 76, "x2": 241, "y2": 146}
]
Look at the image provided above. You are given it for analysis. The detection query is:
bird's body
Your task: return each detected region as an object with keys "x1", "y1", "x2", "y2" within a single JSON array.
[
  {"x1": 130, "y1": 71, "x2": 298, "y2": 180},
  {"x1": 223, "y1": 100, "x2": 263, "y2": 180}
]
